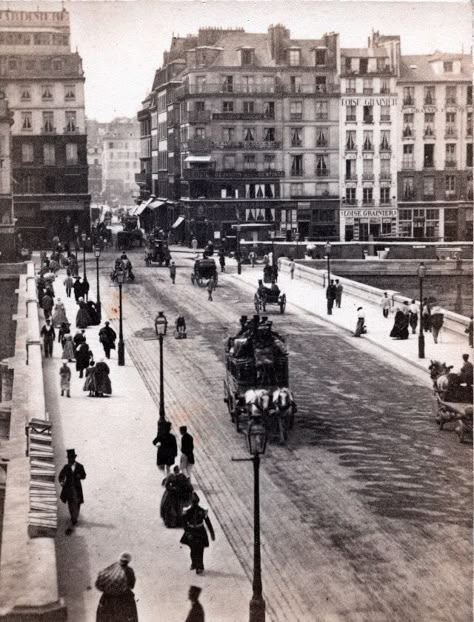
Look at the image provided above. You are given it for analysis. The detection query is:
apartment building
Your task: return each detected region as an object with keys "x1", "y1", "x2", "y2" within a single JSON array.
[
  {"x1": 101, "y1": 117, "x2": 140, "y2": 207},
  {"x1": 0, "y1": 8, "x2": 89, "y2": 246},
  {"x1": 0, "y1": 98, "x2": 14, "y2": 258},
  {"x1": 397, "y1": 53, "x2": 472, "y2": 240},
  {"x1": 339, "y1": 32, "x2": 400, "y2": 241}
]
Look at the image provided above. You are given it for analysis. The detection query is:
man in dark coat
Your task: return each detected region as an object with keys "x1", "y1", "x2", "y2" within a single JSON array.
[
  {"x1": 73, "y1": 277, "x2": 83, "y2": 303},
  {"x1": 152, "y1": 422, "x2": 177, "y2": 475},
  {"x1": 41, "y1": 293, "x2": 54, "y2": 319},
  {"x1": 58, "y1": 449, "x2": 86, "y2": 533},
  {"x1": 181, "y1": 493, "x2": 215, "y2": 574},
  {"x1": 185, "y1": 586, "x2": 205, "y2": 622},
  {"x1": 76, "y1": 342, "x2": 92, "y2": 378},
  {"x1": 40, "y1": 319, "x2": 56, "y2": 357},
  {"x1": 326, "y1": 280, "x2": 337, "y2": 315},
  {"x1": 99, "y1": 321, "x2": 117, "y2": 359},
  {"x1": 179, "y1": 426, "x2": 195, "y2": 481}
]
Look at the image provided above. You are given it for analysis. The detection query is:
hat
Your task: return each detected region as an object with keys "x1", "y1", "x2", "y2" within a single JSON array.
[
  {"x1": 119, "y1": 552, "x2": 132, "y2": 563},
  {"x1": 189, "y1": 586, "x2": 202, "y2": 597},
  {"x1": 357, "y1": 307, "x2": 363, "y2": 311},
  {"x1": 191, "y1": 492, "x2": 200, "y2": 504},
  {"x1": 105, "y1": 321, "x2": 110, "y2": 325},
  {"x1": 66, "y1": 449, "x2": 76, "y2": 459}
]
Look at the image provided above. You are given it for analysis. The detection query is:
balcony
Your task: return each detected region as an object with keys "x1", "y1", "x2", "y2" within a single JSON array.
[
  {"x1": 286, "y1": 84, "x2": 340, "y2": 95},
  {"x1": 362, "y1": 200, "x2": 374, "y2": 206},
  {"x1": 345, "y1": 115, "x2": 356, "y2": 123},
  {"x1": 345, "y1": 143, "x2": 357, "y2": 152},
  {"x1": 380, "y1": 115, "x2": 391, "y2": 122},
  {"x1": 290, "y1": 170, "x2": 304, "y2": 177},
  {"x1": 423, "y1": 194, "x2": 435, "y2": 201},
  {"x1": 290, "y1": 113, "x2": 303, "y2": 121},
  {"x1": 467, "y1": 125, "x2": 473, "y2": 136},
  {"x1": 445, "y1": 191, "x2": 457, "y2": 200},
  {"x1": 401, "y1": 160, "x2": 415, "y2": 170},
  {"x1": 345, "y1": 174, "x2": 357, "y2": 181},
  {"x1": 362, "y1": 143, "x2": 374, "y2": 152},
  {"x1": 445, "y1": 98, "x2": 457, "y2": 106},
  {"x1": 290, "y1": 141, "x2": 303, "y2": 148},
  {"x1": 424, "y1": 98, "x2": 436, "y2": 106},
  {"x1": 363, "y1": 88, "x2": 374, "y2": 95},
  {"x1": 215, "y1": 141, "x2": 281, "y2": 151},
  {"x1": 445, "y1": 160, "x2": 457, "y2": 168},
  {"x1": 346, "y1": 88, "x2": 356, "y2": 94},
  {"x1": 185, "y1": 110, "x2": 212, "y2": 123},
  {"x1": 64, "y1": 126, "x2": 81, "y2": 134},
  {"x1": 380, "y1": 172, "x2": 391, "y2": 180},
  {"x1": 379, "y1": 144, "x2": 391, "y2": 153},
  {"x1": 423, "y1": 161, "x2": 434, "y2": 169},
  {"x1": 214, "y1": 169, "x2": 284, "y2": 179},
  {"x1": 403, "y1": 97, "x2": 415, "y2": 106},
  {"x1": 316, "y1": 139, "x2": 329, "y2": 149},
  {"x1": 444, "y1": 129, "x2": 458, "y2": 139},
  {"x1": 363, "y1": 116, "x2": 374, "y2": 125},
  {"x1": 175, "y1": 83, "x2": 284, "y2": 98},
  {"x1": 316, "y1": 169, "x2": 329, "y2": 177},
  {"x1": 42, "y1": 126, "x2": 56, "y2": 134},
  {"x1": 343, "y1": 198, "x2": 357, "y2": 205},
  {"x1": 402, "y1": 128, "x2": 415, "y2": 139},
  {"x1": 212, "y1": 112, "x2": 268, "y2": 121},
  {"x1": 362, "y1": 173, "x2": 374, "y2": 180},
  {"x1": 380, "y1": 87, "x2": 391, "y2": 95},
  {"x1": 403, "y1": 192, "x2": 416, "y2": 201},
  {"x1": 186, "y1": 137, "x2": 213, "y2": 152},
  {"x1": 315, "y1": 114, "x2": 329, "y2": 121},
  {"x1": 423, "y1": 129, "x2": 435, "y2": 139}
]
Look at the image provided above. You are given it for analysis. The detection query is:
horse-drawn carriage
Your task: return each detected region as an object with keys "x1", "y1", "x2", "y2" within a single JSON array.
[
  {"x1": 254, "y1": 283, "x2": 286, "y2": 314},
  {"x1": 223, "y1": 316, "x2": 296, "y2": 444},
  {"x1": 116, "y1": 216, "x2": 144, "y2": 251},
  {"x1": 263, "y1": 264, "x2": 278, "y2": 283},
  {"x1": 429, "y1": 360, "x2": 473, "y2": 443},
  {"x1": 191, "y1": 257, "x2": 218, "y2": 286},
  {"x1": 110, "y1": 256, "x2": 135, "y2": 283},
  {"x1": 145, "y1": 236, "x2": 171, "y2": 267}
]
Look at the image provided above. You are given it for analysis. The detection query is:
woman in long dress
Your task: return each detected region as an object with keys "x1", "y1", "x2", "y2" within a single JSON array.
[
  {"x1": 76, "y1": 297, "x2": 90, "y2": 329},
  {"x1": 390, "y1": 308, "x2": 409, "y2": 340},
  {"x1": 62, "y1": 335, "x2": 75, "y2": 362},
  {"x1": 160, "y1": 466, "x2": 193, "y2": 528},
  {"x1": 96, "y1": 553, "x2": 138, "y2": 622},
  {"x1": 93, "y1": 359, "x2": 112, "y2": 397},
  {"x1": 52, "y1": 298, "x2": 68, "y2": 327}
]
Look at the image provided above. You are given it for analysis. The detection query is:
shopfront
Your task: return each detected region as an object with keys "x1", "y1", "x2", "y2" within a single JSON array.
[{"x1": 340, "y1": 207, "x2": 397, "y2": 241}]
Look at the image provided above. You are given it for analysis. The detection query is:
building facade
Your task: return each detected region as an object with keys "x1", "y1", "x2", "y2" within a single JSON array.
[
  {"x1": 397, "y1": 53, "x2": 472, "y2": 241},
  {"x1": 0, "y1": 98, "x2": 15, "y2": 259},
  {"x1": 0, "y1": 8, "x2": 90, "y2": 246}
]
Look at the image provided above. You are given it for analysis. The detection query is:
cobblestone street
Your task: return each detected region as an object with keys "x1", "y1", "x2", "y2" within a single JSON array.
[{"x1": 97, "y1": 250, "x2": 472, "y2": 622}]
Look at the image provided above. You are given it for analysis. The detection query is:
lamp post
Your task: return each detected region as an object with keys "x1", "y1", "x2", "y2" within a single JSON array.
[
  {"x1": 417, "y1": 262, "x2": 426, "y2": 359},
  {"x1": 325, "y1": 241, "x2": 331, "y2": 308},
  {"x1": 116, "y1": 269, "x2": 125, "y2": 366},
  {"x1": 81, "y1": 232, "x2": 87, "y2": 279},
  {"x1": 295, "y1": 232, "x2": 300, "y2": 259},
  {"x1": 154, "y1": 311, "x2": 169, "y2": 434},
  {"x1": 94, "y1": 246, "x2": 102, "y2": 323},
  {"x1": 73, "y1": 225, "x2": 79, "y2": 273},
  {"x1": 236, "y1": 224, "x2": 242, "y2": 274},
  {"x1": 247, "y1": 417, "x2": 267, "y2": 622}
]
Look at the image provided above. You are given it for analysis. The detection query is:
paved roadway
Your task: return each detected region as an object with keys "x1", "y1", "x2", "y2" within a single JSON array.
[{"x1": 93, "y1": 247, "x2": 472, "y2": 622}]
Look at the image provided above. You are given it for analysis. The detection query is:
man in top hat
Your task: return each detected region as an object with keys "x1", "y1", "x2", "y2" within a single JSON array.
[
  {"x1": 58, "y1": 449, "x2": 86, "y2": 534},
  {"x1": 40, "y1": 318, "x2": 56, "y2": 358},
  {"x1": 185, "y1": 585, "x2": 204, "y2": 622},
  {"x1": 73, "y1": 276, "x2": 83, "y2": 303}
]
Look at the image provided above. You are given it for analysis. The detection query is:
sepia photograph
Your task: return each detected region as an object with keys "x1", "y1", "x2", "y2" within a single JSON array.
[{"x1": 0, "y1": 0, "x2": 471, "y2": 620}]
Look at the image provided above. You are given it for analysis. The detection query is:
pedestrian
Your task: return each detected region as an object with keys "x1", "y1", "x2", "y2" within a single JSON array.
[
  {"x1": 40, "y1": 319, "x2": 56, "y2": 357},
  {"x1": 459, "y1": 354, "x2": 473, "y2": 387},
  {"x1": 191, "y1": 237, "x2": 198, "y2": 252},
  {"x1": 422, "y1": 299, "x2": 432, "y2": 332},
  {"x1": 263, "y1": 253, "x2": 269, "y2": 267},
  {"x1": 175, "y1": 315, "x2": 187, "y2": 339},
  {"x1": 61, "y1": 333, "x2": 75, "y2": 361},
  {"x1": 180, "y1": 492, "x2": 215, "y2": 575},
  {"x1": 207, "y1": 277, "x2": 214, "y2": 301},
  {"x1": 326, "y1": 279, "x2": 337, "y2": 315},
  {"x1": 185, "y1": 585, "x2": 205, "y2": 622},
  {"x1": 76, "y1": 341, "x2": 92, "y2": 379},
  {"x1": 41, "y1": 292, "x2": 54, "y2": 320},
  {"x1": 160, "y1": 465, "x2": 193, "y2": 528},
  {"x1": 99, "y1": 321, "x2": 117, "y2": 359},
  {"x1": 380, "y1": 292, "x2": 391, "y2": 318},
  {"x1": 76, "y1": 297, "x2": 90, "y2": 329},
  {"x1": 179, "y1": 425, "x2": 195, "y2": 481},
  {"x1": 93, "y1": 359, "x2": 112, "y2": 397},
  {"x1": 169, "y1": 261, "x2": 177, "y2": 284},
  {"x1": 390, "y1": 306, "x2": 409, "y2": 340},
  {"x1": 430, "y1": 304, "x2": 444, "y2": 344},
  {"x1": 152, "y1": 421, "x2": 177, "y2": 476},
  {"x1": 83, "y1": 359, "x2": 96, "y2": 396},
  {"x1": 82, "y1": 276, "x2": 90, "y2": 302},
  {"x1": 95, "y1": 552, "x2": 138, "y2": 622},
  {"x1": 465, "y1": 316, "x2": 473, "y2": 348},
  {"x1": 59, "y1": 362, "x2": 71, "y2": 397},
  {"x1": 218, "y1": 250, "x2": 225, "y2": 273},
  {"x1": 353, "y1": 306, "x2": 366, "y2": 337},
  {"x1": 58, "y1": 449, "x2": 86, "y2": 534},
  {"x1": 289, "y1": 258, "x2": 295, "y2": 280},
  {"x1": 73, "y1": 329, "x2": 86, "y2": 353},
  {"x1": 52, "y1": 298, "x2": 68, "y2": 328},
  {"x1": 63, "y1": 273, "x2": 74, "y2": 298},
  {"x1": 335, "y1": 279, "x2": 343, "y2": 308},
  {"x1": 73, "y1": 277, "x2": 82, "y2": 302},
  {"x1": 409, "y1": 299, "x2": 418, "y2": 334},
  {"x1": 249, "y1": 250, "x2": 256, "y2": 268}
]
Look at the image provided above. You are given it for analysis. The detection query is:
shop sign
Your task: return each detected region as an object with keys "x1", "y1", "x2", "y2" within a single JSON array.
[
  {"x1": 341, "y1": 209, "x2": 397, "y2": 218},
  {"x1": 341, "y1": 97, "x2": 397, "y2": 106}
]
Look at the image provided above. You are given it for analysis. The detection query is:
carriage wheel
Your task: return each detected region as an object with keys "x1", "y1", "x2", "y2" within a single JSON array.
[{"x1": 191, "y1": 273, "x2": 195, "y2": 285}]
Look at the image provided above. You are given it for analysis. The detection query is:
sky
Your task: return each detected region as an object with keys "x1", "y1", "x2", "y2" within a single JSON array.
[{"x1": 1, "y1": 0, "x2": 471, "y2": 121}]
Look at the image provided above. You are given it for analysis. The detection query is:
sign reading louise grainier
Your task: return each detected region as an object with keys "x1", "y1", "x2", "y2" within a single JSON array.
[
  {"x1": 341, "y1": 97, "x2": 398, "y2": 107},
  {"x1": 342, "y1": 209, "x2": 397, "y2": 218}
]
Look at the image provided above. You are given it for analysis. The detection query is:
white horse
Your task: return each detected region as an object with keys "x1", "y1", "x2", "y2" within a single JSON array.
[
  {"x1": 245, "y1": 389, "x2": 272, "y2": 418},
  {"x1": 272, "y1": 387, "x2": 297, "y2": 444}
]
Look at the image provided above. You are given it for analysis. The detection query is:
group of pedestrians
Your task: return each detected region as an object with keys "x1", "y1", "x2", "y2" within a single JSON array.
[
  {"x1": 326, "y1": 279, "x2": 344, "y2": 314},
  {"x1": 382, "y1": 293, "x2": 445, "y2": 344}
]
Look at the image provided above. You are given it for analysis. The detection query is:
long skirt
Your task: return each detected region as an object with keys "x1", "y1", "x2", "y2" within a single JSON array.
[
  {"x1": 96, "y1": 591, "x2": 138, "y2": 622},
  {"x1": 160, "y1": 491, "x2": 185, "y2": 528},
  {"x1": 62, "y1": 341, "x2": 75, "y2": 360},
  {"x1": 52, "y1": 307, "x2": 68, "y2": 327},
  {"x1": 76, "y1": 308, "x2": 90, "y2": 328}
]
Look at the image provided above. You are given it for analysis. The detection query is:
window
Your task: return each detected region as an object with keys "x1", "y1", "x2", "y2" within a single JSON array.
[
  {"x1": 315, "y1": 76, "x2": 327, "y2": 93},
  {"x1": 345, "y1": 187, "x2": 356, "y2": 204},
  {"x1": 377, "y1": 57, "x2": 388, "y2": 72},
  {"x1": 445, "y1": 175, "x2": 456, "y2": 193},
  {"x1": 363, "y1": 105, "x2": 373, "y2": 123},
  {"x1": 446, "y1": 86, "x2": 456, "y2": 104},
  {"x1": 242, "y1": 76, "x2": 254, "y2": 93},
  {"x1": 467, "y1": 144, "x2": 473, "y2": 167},
  {"x1": 223, "y1": 155, "x2": 235, "y2": 170},
  {"x1": 380, "y1": 130, "x2": 390, "y2": 150},
  {"x1": 262, "y1": 76, "x2": 275, "y2": 93},
  {"x1": 424, "y1": 112, "x2": 435, "y2": 136},
  {"x1": 316, "y1": 155, "x2": 328, "y2": 177},
  {"x1": 8, "y1": 58, "x2": 17, "y2": 70},
  {"x1": 290, "y1": 101, "x2": 302, "y2": 120},
  {"x1": 424, "y1": 144, "x2": 434, "y2": 167},
  {"x1": 423, "y1": 177, "x2": 434, "y2": 198},
  {"x1": 243, "y1": 101, "x2": 254, "y2": 114},
  {"x1": 194, "y1": 127, "x2": 206, "y2": 139},
  {"x1": 42, "y1": 111, "x2": 54, "y2": 133},
  {"x1": 468, "y1": 86, "x2": 473, "y2": 106},
  {"x1": 363, "y1": 158, "x2": 373, "y2": 178},
  {"x1": 359, "y1": 58, "x2": 368, "y2": 74},
  {"x1": 64, "y1": 85, "x2": 76, "y2": 101},
  {"x1": 263, "y1": 127, "x2": 275, "y2": 142},
  {"x1": 196, "y1": 76, "x2": 206, "y2": 93},
  {"x1": 290, "y1": 154, "x2": 303, "y2": 176},
  {"x1": 363, "y1": 78, "x2": 373, "y2": 94},
  {"x1": 42, "y1": 85, "x2": 53, "y2": 100},
  {"x1": 288, "y1": 49, "x2": 301, "y2": 66},
  {"x1": 290, "y1": 183, "x2": 303, "y2": 196},
  {"x1": 243, "y1": 127, "x2": 255, "y2": 142},
  {"x1": 290, "y1": 128, "x2": 303, "y2": 147},
  {"x1": 380, "y1": 159, "x2": 390, "y2": 177},
  {"x1": 380, "y1": 105, "x2": 390, "y2": 122},
  {"x1": 264, "y1": 154, "x2": 275, "y2": 170},
  {"x1": 20, "y1": 85, "x2": 31, "y2": 101},
  {"x1": 21, "y1": 112, "x2": 32, "y2": 131},
  {"x1": 22, "y1": 143, "x2": 34, "y2": 163},
  {"x1": 222, "y1": 76, "x2": 233, "y2": 93},
  {"x1": 403, "y1": 177, "x2": 414, "y2": 199},
  {"x1": 315, "y1": 49, "x2": 327, "y2": 66},
  {"x1": 346, "y1": 104, "x2": 356, "y2": 122},
  {"x1": 445, "y1": 143, "x2": 456, "y2": 164},
  {"x1": 316, "y1": 183, "x2": 329, "y2": 196},
  {"x1": 263, "y1": 101, "x2": 275, "y2": 119},
  {"x1": 244, "y1": 155, "x2": 256, "y2": 170},
  {"x1": 345, "y1": 159, "x2": 356, "y2": 180},
  {"x1": 315, "y1": 101, "x2": 328, "y2": 120},
  {"x1": 467, "y1": 111, "x2": 472, "y2": 136},
  {"x1": 65, "y1": 111, "x2": 77, "y2": 132},
  {"x1": 53, "y1": 59, "x2": 62, "y2": 71},
  {"x1": 345, "y1": 130, "x2": 356, "y2": 150},
  {"x1": 380, "y1": 187, "x2": 390, "y2": 204},
  {"x1": 222, "y1": 127, "x2": 235, "y2": 142},
  {"x1": 241, "y1": 49, "x2": 253, "y2": 66},
  {"x1": 443, "y1": 61, "x2": 453, "y2": 72},
  {"x1": 402, "y1": 144, "x2": 414, "y2": 168},
  {"x1": 424, "y1": 86, "x2": 435, "y2": 105},
  {"x1": 362, "y1": 187, "x2": 373, "y2": 205},
  {"x1": 222, "y1": 101, "x2": 234, "y2": 113},
  {"x1": 316, "y1": 127, "x2": 328, "y2": 147},
  {"x1": 403, "y1": 113, "x2": 414, "y2": 137},
  {"x1": 363, "y1": 131, "x2": 373, "y2": 151},
  {"x1": 403, "y1": 87, "x2": 414, "y2": 105},
  {"x1": 66, "y1": 143, "x2": 78, "y2": 165},
  {"x1": 380, "y1": 79, "x2": 390, "y2": 94},
  {"x1": 45, "y1": 176, "x2": 56, "y2": 193},
  {"x1": 345, "y1": 57, "x2": 353, "y2": 72},
  {"x1": 445, "y1": 112, "x2": 456, "y2": 136},
  {"x1": 346, "y1": 79, "x2": 356, "y2": 94},
  {"x1": 25, "y1": 59, "x2": 35, "y2": 71},
  {"x1": 290, "y1": 76, "x2": 302, "y2": 94}
]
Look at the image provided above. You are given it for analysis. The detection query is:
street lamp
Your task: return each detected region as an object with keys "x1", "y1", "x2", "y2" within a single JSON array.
[
  {"x1": 247, "y1": 416, "x2": 267, "y2": 622},
  {"x1": 236, "y1": 224, "x2": 242, "y2": 275},
  {"x1": 94, "y1": 246, "x2": 102, "y2": 323},
  {"x1": 116, "y1": 269, "x2": 125, "y2": 366},
  {"x1": 73, "y1": 225, "x2": 79, "y2": 272},
  {"x1": 295, "y1": 232, "x2": 300, "y2": 259},
  {"x1": 81, "y1": 232, "x2": 87, "y2": 279},
  {"x1": 417, "y1": 262, "x2": 427, "y2": 359},
  {"x1": 155, "y1": 311, "x2": 168, "y2": 434},
  {"x1": 325, "y1": 241, "x2": 332, "y2": 313}
]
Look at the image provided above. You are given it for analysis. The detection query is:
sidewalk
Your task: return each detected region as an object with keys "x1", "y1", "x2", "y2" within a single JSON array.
[
  {"x1": 168, "y1": 246, "x2": 469, "y2": 377},
  {"x1": 41, "y1": 263, "x2": 250, "y2": 622}
]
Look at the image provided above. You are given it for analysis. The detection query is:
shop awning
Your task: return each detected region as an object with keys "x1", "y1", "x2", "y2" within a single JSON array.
[
  {"x1": 129, "y1": 205, "x2": 139, "y2": 216},
  {"x1": 40, "y1": 202, "x2": 85, "y2": 211},
  {"x1": 171, "y1": 216, "x2": 185, "y2": 229},
  {"x1": 148, "y1": 199, "x2": 165, "y2": 210},
  {"x1": 184, "y1": 156, "x2": 212, "y2": 163},
  {"x1": 136, "y1": 197, "x2": 155, "y2": 215}
]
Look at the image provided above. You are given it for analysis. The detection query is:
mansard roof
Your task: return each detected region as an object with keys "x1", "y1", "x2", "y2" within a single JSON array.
[{"x1": 400, "y1": 53, "x2": 472, "y2": 82}]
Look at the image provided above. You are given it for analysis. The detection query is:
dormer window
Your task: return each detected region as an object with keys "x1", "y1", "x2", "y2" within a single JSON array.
[
  {"x1": 443, "y1": 61, "x2": 453, "y2": 72},
  {"x1": 288, "y1": 49, "x2": 301, "y2": 66},
  {"x1": 315, "y1": 49, "x2": 327, "y2": 66},
  {"x1": 241, "y1": 49, "x2": 254, "y2": 66}
]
